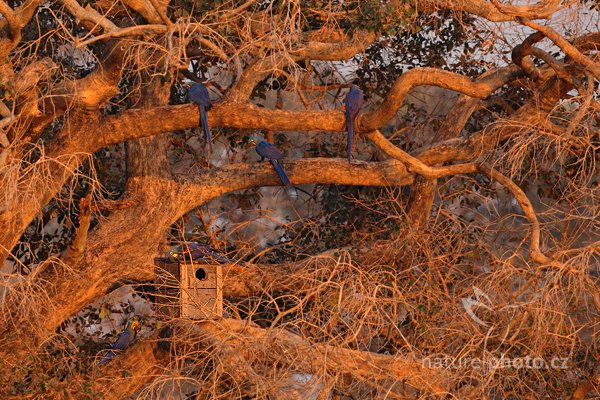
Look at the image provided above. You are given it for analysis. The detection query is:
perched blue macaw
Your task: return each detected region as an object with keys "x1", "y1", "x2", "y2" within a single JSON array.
[
  {"x1": 165, "y1": 242, "x2": 245, "y2": 266},
  {"x1": 344, "y1": 85, "x2": 364, "y2": 163},
  {"x1": 249, "y1": 135, "x2": 292, "y2": 187},
  {"x1": 188, "y1": 83, "x2": 213, "y2": 156},
  {"x1": 98, "y1": 318, "x2": 141, "y2": 366}
]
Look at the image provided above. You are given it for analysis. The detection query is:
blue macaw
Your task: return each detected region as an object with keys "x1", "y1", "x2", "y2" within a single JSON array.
[
  {"x1": 188, "y1": 83, "x2": 213, "y2": 156},
  {"x1": 165, "y1": 242, "x2": 245, "y2": 266},
  {"x1": 249, "y1": 135, "x2": 292, "y2": 187},
  {"x1": 98, "y1": 318, "x2": 141, "y2": 366},
  {"x1": 344, "y1": 85, "x2": 364, "y2": 163}
]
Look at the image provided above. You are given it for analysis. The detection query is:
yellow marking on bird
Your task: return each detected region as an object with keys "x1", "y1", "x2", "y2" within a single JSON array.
[{"x1": 131, "y1": 320, "x2": 141, "y2": 331}]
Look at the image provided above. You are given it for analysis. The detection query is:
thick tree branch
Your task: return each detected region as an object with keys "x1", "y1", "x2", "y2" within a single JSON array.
[
  {"x1": 29, "y1": 43, "x2": 126, "y2": 138},
  {"x1": 360, "y1": 66, "x2": 521, "y2": 131},
  {"x1": 0, "y1": 0, "x2": 43, "y2": 57},
  {"x1": 59, "y1": 0, "x2": 118, "y2": 33},
  {"x1": 529, "y1": 47, "x2": 575, "y2": 83},
  {"x1": 512, "y1": 32, "x2": 546, "y2": 80},
  {"x1": 416, "y1": 76, "x2": 572, "y2": 165},
  {"x1": 419, "y1": 0, "x2": 563, "y2": 22},
  {"x1": 120, "y1": 0, "x2": 163, "y2": 24},
  {"x1": 179, "y1": 158, "x2": 412, "y2": 208},
  {"x1": 92, "y1": 103, "x2": 345, "y2": 149},
  {"x1": 227, "y1": 31, "x2": 376, "y2": 101},
  {"x1": 487, "y1": 0, "x2": 563, "y2": 19},
  {"x1": 200, "y1": 319, "x2": 450, "y2": 395},
  {"x1": 565, "y1": 72, "x2": 595, "y2": 136},
  {"x1": 93, "y1": 65, "x2": 522, "y2": 150},
  {"x1": 519, "y1": 18, "x2": 600, "y2": 80},
  {"x1": 0, "y1": 1, "x2": 18, "y2": 36},
  {"x1": 61, "y1": 193, "x2": 92, "y2": 265},
  {"x1": 366, "y1": 130, "x2": 478, "y2": 178},
  {"x1": 80, "y1": 318, "x2": 448, "y2": 398}
]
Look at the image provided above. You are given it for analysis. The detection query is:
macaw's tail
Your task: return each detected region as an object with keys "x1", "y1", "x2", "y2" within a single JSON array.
[
  {"x1": 346, "y1": 110, "x2": 354, "y2": 163},
  {"x1": 270, "y1": 159, "x2": 292, "y2": 187},
  {"x1": 199, "y1": 105, "x2": 213, "y2": 154},
  {"x1": 98, "y1": 350, "x2": 115, "y2": 366}
]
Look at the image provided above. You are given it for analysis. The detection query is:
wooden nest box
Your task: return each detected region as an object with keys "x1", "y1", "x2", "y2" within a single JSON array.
[{"x1": 154, "y1": 258, "x2": 223, "y2": 320}]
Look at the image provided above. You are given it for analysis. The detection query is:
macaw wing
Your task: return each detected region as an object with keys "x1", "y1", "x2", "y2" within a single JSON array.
[
  {"x1": 188, "y1": 83, "x2": 211, "y2": 107},
  {"x1": 188, "y1": 85, "x2": 203, "y2": 103},
  {"x1": 112, "y1": 331, "x2": 132, "y2": 350},
  {"x1": 257, "y1": 142, "x2": 284, "y2": 160},
  {"x1": 345, "y1": 87, "x2": 364, "y2": 119}
]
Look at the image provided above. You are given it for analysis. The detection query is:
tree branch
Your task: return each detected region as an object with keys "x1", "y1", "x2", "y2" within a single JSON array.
[
  {"x1": 59, "y1": 0, "x2": 118, "y2": 33},
  {"x1": 120, "y1": 0, "x2": 163, "y2": 24},
  {"x1": 61, "y1": 193, "x2": 92, "y2": 265},
  {"x1": 0, "y1": 0, "x2": 43, "y2": 57},
  {"x1": 367, "y1": 131, "x2": 560, "y2": 267},
  {"x1": 91, "y1": 103, "x2": 345, "y2": 150},
  {"x1": 416, "y1": 76, "x2": 573, "y2": 165},
  {"x1": 199, "y1": 319, "x2": 450, "y2": 395},
  {"x1": 419, "y1": 0, "x2": 563, "y2": 22},
  {"x1": 79, "y1": 318, "x2": 449, "y2": 398},
  {"x1": 487, "y1": 0, "x2": 563, "y2": 19},
  {"x1": 0, "y1": 1, "x2": 18, "y2": 36},
  {"x1": 93, "y1": 65, "x2": 522, "y2": 151},
  {"x1": 360, "y1": 66, "x2": 521, "y2": 131},
  {"x1": 477, "y1": 163, "x2": 561, "y2": 268},
  {"x1": 178, "y1": 158, "x2": 412, "y2": 209},
  {"x1": 226, "y1": 31, "x2": 376, "y2": 101},
  {"x1": 366, "y1": 130, "x2": 478, "y2": 178},
  {"x1": 512, "y1": 32, "x2": 546, "y2": 80},
  {"x1": 519, "y1": 18, "x2": 600, "y2": 80}
]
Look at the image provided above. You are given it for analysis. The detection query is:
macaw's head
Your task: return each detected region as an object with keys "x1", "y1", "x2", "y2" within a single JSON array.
[
  {"x1": 129, "y1": 319, "x2": 141, "y2": 333},
  {"x1": 165, "y1": 249, "x2": 181, "y2": 262},
  {"x1": 247, "y1": 134, "x2": 265, "y2": 148}
]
